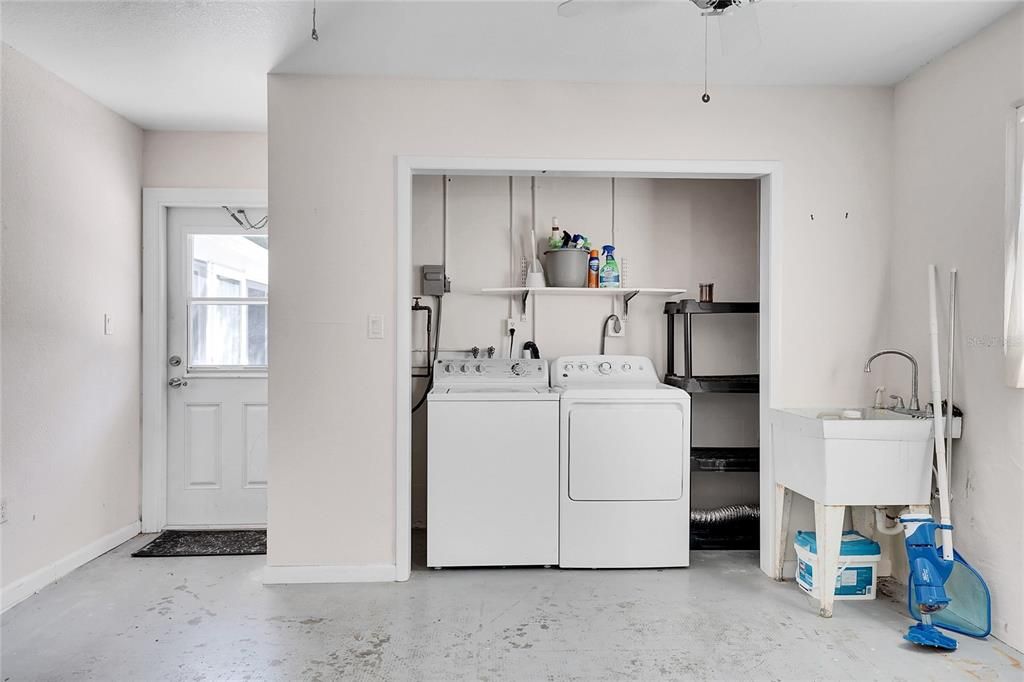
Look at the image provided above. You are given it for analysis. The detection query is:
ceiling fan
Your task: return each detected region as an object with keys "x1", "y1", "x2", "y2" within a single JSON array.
[
  {"x1": 555, "y1": 0, "x2": 763, "y2": 103},
  {"x1": 557, "y1": 0, "x2": 761, "y2": 19},
  {"x1": 688, "y1": 0, "x2": 760, "y2": 17}
]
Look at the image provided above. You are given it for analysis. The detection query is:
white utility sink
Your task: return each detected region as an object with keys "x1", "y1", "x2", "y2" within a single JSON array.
[{"x1": 770, "y1": 407, "x2": 933, "y2": 506}]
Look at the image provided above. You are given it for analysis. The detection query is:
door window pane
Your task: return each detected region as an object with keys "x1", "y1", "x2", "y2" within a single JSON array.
[
  {"x1": 192, "y1": 260, "x2": 208, "y2": 296},
  {"x1": 189, "y1": 303, "x2": 268, "y2": 368},
  {"x1": 190, "y1": 235, "x2": 268, "y2": 298},
  {"x1": 217, "y1": 276, "x2": 241, "y2": 297}
]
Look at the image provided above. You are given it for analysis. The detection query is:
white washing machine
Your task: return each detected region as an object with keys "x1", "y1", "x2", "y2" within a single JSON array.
[
  {"x1": 552, "y1": 355, "x2": 691, "y2": 568},
  {"x1": 427, "y1": 358, "x2": 559, "y2": 568}
]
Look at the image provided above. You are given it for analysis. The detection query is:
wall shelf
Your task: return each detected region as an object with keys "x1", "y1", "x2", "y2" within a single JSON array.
[{"x1": 481, "y1": 287, "x2": 686, "y2": 317}]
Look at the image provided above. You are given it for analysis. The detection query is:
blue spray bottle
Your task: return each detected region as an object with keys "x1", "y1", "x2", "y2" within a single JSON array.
[{"x1": 599, "y1": 245, "x2": 620, "y2": 288}]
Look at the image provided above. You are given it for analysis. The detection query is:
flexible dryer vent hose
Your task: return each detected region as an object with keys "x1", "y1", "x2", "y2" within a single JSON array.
[{"x1": 690, "y1": 504, "x2": 759, "y2": 526}]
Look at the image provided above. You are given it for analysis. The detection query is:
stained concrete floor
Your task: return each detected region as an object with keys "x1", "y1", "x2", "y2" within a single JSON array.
[{"x1": 2, "y1": 533, "x2": 1022, "y2": 681}]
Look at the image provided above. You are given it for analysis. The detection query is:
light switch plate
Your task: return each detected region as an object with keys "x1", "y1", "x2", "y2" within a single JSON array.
[
  {"x1": 367, "y1": 314, "x2": 384, "y2": 339},
  {"x1": 104, "y1": 314, "x2": 113, "y2": 336},
  {"x1": 0, "y1": 498, "x2": 8, "y2": 524}
]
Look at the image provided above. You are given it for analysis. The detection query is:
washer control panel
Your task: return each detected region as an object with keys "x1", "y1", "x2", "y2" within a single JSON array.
[
  {"x1": 551, "y1": 355, "x2": 657, "y2": 388},
  {"x1": 434, "y1": 359, "x2": 548, "y2": 384}
]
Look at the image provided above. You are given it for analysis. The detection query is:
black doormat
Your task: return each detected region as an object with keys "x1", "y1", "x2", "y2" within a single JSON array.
[{"x1": 132, "y1": 530, "x2": 266, "y2": 557}]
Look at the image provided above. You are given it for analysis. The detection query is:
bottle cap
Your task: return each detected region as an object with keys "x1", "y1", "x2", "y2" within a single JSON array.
[
  {"x1": 590, "y1": 249, "x2": 598, "y2": 256},
  {"x1": 552, "y1": 217, "x2": 560, "y2": 227},
  {"x1": 602, "y1": 244, "x2": 615, "y2": 255}
]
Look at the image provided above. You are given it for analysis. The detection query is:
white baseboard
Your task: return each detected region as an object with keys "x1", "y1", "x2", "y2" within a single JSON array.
[
  {"x1": 2, "y1": 520, "x2": 140, "y2": 612},
  {"x1": 263, "y1": 563, "x2": 397, "y2": 584}
]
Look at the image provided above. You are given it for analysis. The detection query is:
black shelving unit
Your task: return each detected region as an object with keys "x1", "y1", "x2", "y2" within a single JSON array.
[
  {"x1": 691, "y1": 447, "x2": 759, "y2": 473},
  {"x1": 665, "y1": 299, "x2": 761, "y2": 551},
  {"x1": 664, "y1": 300, "x2": 759, "y2": 393},
  {"x1": 690, "y1": 525, "x2": 759, "y2": 551}
]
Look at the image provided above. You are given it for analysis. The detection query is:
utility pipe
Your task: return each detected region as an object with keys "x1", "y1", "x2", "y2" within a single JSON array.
[{"x1": 928, "y1": 264, "x2": 954, "y2": 561}]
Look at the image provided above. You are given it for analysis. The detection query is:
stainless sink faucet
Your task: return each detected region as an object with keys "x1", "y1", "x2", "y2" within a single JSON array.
[{"x1": 864, "y1": 349, "x2": 920, "y2": 412}]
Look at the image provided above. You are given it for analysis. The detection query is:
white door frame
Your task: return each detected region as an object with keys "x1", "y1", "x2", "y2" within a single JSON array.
[
  {"x1": 394, "y1": 158, "x2": 783, "y2": 581},
  {"x1": 141, "y1": 188, "x2": 269, "y2": 532}
]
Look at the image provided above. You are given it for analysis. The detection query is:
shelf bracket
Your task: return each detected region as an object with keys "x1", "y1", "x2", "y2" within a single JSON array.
[
  {"x1": 622, "y1": 291, "x2": 639, "y2": 319},
  {"x1": 520, "y1": 290, "x2": 530, "y2": 318}
]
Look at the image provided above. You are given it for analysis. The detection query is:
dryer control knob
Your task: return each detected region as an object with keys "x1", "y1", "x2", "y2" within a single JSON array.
[
  {"x1": 444, "y1": 364, "x2": 454, "y2": 374},
  {"x1": 511, "y1": 362, "x2": 524, "y2": 376},
  {"x1": 598, "y1": 361, "x2": 612, "y2": 375},
  {"x1": 622, "y1": 363, "x2": 632, "y2": 372},
  {"x1": 579, "y1": 363, "x2": 589, "y2": 372},
  {"x1": 474, "y1": 364, "x2": 483, "y2": 374},
  {"x1": 460, "y1": 364, "x2": 468, "y2": 374}
]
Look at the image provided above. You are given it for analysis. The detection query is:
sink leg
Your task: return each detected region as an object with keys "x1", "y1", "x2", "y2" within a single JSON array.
[
  {"x1": 814, "y1": 503, "x2": 845, "y2": 618},
  {"x1": 773, "y1": 484, "x2": 792, "y2": 581}
]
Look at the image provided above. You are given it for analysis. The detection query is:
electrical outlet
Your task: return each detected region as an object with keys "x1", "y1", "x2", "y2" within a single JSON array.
[
  {"x1": 1, "y1": 498, "x2": 8, "y2": 524},
  {"x1": 506, "y1": 318, "x2": 517, "y2": 334},
  {"x1": 608, "y1": 319, "x2": 626, "y2": 337},
  {"x1": 367, "y1": 314, "x2": 384, "y2": 339}
]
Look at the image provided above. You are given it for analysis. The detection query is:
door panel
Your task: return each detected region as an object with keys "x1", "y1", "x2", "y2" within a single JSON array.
[
  {"x1": 166, "y1": 207, "x2": 268, "y2": 527},
  {"x1": 243, "y1": 403, "x2": 269, "y2": 488},
  {"x1": 568, "y1": 403, "x2": 684, "y2": 501},
  {"x1": 184, "y1": 403, "x2": 221, "y2": 488}
]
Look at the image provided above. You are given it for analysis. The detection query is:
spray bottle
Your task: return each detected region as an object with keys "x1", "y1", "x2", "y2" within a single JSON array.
[
  {"x1": 547, "y1": 217, "x2": 562, "y2": 249},
  {"x1": 599, "y1": 245, "x2": 620, "y2": 288},
  {"x1": 587, "y1": 250, "x2": 600, "y2": 288}
]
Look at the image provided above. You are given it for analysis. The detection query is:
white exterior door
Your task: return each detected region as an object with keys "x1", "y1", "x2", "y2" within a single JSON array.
[{"x1": 165, "y1": 207, "x2": 268, "y2": 527}]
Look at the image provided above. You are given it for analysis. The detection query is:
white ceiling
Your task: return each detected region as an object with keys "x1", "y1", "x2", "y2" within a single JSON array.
[{"x1": 3, "y1": 0, "x2": 1020, "y2": 131}]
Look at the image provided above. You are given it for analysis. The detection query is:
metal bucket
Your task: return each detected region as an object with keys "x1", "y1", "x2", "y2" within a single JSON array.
[{"x1": 544, "y1": 249, "x2": 589, "y2": 287}]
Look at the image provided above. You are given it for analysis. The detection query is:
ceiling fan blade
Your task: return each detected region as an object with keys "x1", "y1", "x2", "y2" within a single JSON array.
[{"x1": 557, "y1": 0, "x2": 585, "y2": 18}]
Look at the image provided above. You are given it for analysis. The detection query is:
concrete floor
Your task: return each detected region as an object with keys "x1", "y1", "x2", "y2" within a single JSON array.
[{"x1": 2, "y1": 534, "x2": 1022, "y2": 681}]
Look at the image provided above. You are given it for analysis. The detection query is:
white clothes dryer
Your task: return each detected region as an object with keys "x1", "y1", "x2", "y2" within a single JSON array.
[{"x1": 552, "y1": 355, "x2": 691, "y2": 568}]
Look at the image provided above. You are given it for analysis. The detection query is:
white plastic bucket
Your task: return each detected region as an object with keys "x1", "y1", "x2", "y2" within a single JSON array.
[{"x1": 794, "y1": 531, "x2": 881, "y2": 601}]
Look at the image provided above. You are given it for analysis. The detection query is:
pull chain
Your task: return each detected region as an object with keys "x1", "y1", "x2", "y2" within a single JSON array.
[{"x1": 702, "y1": 16, "x2": 711, "y2": 103}]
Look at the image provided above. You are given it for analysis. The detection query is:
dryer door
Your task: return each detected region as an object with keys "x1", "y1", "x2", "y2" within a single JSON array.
[{"x1": 567, "y1": 402, "x2": 685, "y2": 501}]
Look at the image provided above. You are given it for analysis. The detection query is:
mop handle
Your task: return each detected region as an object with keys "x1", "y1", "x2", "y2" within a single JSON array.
[
  {"x1": 946, "y1": 269, "x2": 956, "y2": 489},
  {"x1": 928, "y1": 264, "x2": 954, "y2": 561}
]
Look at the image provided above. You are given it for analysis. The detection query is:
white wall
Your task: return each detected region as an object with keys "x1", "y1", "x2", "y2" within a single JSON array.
[
  {"x1": 891, "y1": 8, "x2": 1024, "y2": 651},
  {"x1": 267, "y1": 76, "x2": 895, "y2": 570},
  {"x1": 143, "y1": 131, "x2": 267, "y2": 189},
  {"x1": 1, "y1": 45, "x2": 143, "y2": 605},
  {"x1": 410, "y1": 176, "x2": 759, "y2": 527}
]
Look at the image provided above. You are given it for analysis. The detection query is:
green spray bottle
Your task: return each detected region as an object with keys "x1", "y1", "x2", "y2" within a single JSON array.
[{"x1": 599, "y1": 245, "x2": 620, "y2": 288}]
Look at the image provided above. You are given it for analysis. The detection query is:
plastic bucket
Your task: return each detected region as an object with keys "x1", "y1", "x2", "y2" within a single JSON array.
[
  {"x1": 544, "y1": 249, "x2": 589, "y2": 287},
  {"x1": 794, "y1": 530, "x2": 881, "y2": 601}
]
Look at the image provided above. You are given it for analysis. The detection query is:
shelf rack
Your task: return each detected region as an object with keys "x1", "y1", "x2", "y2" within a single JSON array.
[
  {"x1": 664, "y1": 299, "x2": 761, "y2": 550},
  {"x1": 690, "y1": 526, "x2": 760, "y2": 551},
  {"x1": 664, "y1": 300, "x2": 760, "y2": 393},
  {"x1": 481, "y1": 287, "x2": 687, "y2": 317},
  {"x1": 691, "y1": 446, "x2": 759, "y2": 473}
]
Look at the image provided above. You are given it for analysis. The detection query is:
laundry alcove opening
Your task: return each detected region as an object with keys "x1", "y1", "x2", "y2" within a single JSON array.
[{"x1": 399, "y1": 161, "x2": 778, "y2": 577}]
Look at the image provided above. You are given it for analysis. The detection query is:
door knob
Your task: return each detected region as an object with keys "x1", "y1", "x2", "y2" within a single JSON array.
[{"x1": 168, "y1": 377, "x2": 189, "y2": 388}]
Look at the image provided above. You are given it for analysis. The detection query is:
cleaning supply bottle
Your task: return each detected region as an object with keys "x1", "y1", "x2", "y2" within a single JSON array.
[
  {"x1": 587, "y1": 250, "x2": 600, "y2": 288},
  {"x1": 599, "y1": 245, "x2": 620, "y2": 288},
  {"x1": 547, "y1": 217, "x2": 562, "y2": 249}
]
